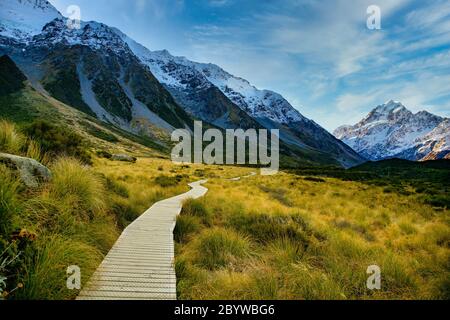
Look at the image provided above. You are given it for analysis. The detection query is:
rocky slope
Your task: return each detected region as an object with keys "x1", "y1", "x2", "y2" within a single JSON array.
[
  {"x1": 0, "y1": 0, "x2": 364, "y2": 167},
  {"x1": 118, "y1": 31, "x2": 364, "y2": 167},
  {"x1": 334, "y1": 100, "x2": 450, "y2": 161}
]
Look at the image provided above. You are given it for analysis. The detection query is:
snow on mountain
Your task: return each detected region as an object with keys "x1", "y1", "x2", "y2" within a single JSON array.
[
  {"x1": 117, "y1": 32, "x2": 306, "y2": 125},
  {"x1": 334, "y1": 100, "x2": 450, "y2": 161},
  {"x1": 33, "y1": 18, "x2": 131, "y2": 55},
  {"x1": 0, "y1": 0, "x2": 61, "y2": 40},
  {"x1": 0, "y1": 0, "x2": 364, "y2": 166},
  {"x1": 117, "y1": 34, "x2": 364, "y2": 167}
]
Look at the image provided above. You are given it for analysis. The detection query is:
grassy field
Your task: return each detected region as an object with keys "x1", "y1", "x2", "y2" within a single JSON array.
[
  {"x1": 1, "y1": 111, "x2": 449, "y2": 300},
  {"x1": 0, "y1": 117, "x2": 252, "y2": 299},
  {"x1": 175, "y1": 171, "x2": 449, "y2": 300}
]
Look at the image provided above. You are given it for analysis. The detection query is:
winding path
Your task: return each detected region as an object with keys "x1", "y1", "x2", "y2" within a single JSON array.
[{"x1": 77, "y1": 180, "x2": 208, "y2": 300}]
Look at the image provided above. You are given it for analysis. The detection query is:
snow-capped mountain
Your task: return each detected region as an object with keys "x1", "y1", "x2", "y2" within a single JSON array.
[
  {"x1": 118, "y1": 32, "x2": 363, "y2": 167},
  {"x1": 0, "y1": 0, "x2": 364, "y2": 167},
  {"x1": 119, "y1": 32, "x2": 308, "y2": 125},
  {"x1": 0, "y1": 0, "x2": 61, "y2": 40},
  {"x1": 334, "y1": 100, "x2": 450, "y2": 161}
]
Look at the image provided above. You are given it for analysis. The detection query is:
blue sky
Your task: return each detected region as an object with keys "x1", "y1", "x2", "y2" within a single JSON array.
[{"x1": 49, "y1": 0, "x2": 450, "y2": 131}]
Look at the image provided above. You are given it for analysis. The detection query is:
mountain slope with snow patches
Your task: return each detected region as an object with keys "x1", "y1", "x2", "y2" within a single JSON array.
[
  {"x1": 0, "y1": 0, "x2": 364, "y2": 167},
  {"x1": 334, "y1": 100, "x2": 450, "y2": 161}
]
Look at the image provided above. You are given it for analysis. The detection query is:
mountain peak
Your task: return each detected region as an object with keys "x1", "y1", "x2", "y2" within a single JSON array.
[
  {"x1": 334, "y1": 101, "x2": 449, "y2": 161},
  {"x1": 0, "y1": 0, "x2": 62, "y2": 39},
  {"x1": 374, "y1": 100, "x2": 406, "y2": 114}
]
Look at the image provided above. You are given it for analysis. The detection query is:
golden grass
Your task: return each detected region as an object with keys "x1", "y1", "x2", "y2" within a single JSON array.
[
  {"x1": 176, "y1": 172, "x2": 450, "y2": 300},
  {"x1": 0, "y1": 119, "x2": 26, "y2": 154}
]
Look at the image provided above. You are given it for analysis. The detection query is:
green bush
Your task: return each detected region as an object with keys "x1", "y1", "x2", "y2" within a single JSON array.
[
  {"x1": 96, "y1": 150, "x2": 112, "y2": 159},
  {"x1": 24, "y1": 120, "x2": 92, "y2": 164},
  {"x1": 154, "y1": 175, "x2": 181, "y2": 187},
  {"x1": 424, "y1": 195, "x2": 450, "y2": 208},
  {"x1": 303, "y1": 176, "x2": 326, "y2": 183}
]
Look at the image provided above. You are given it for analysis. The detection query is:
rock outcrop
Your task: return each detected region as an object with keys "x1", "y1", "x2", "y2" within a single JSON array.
[{"x1": 0, "y1": 153, "x2": 51, "y2": 187}]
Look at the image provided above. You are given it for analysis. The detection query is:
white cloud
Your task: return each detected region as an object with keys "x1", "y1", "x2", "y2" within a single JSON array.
[{"x1": 181, "y1": 0, "x2": 448, "y2": 131}]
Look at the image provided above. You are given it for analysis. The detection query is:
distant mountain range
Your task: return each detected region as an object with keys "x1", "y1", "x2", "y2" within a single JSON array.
[
  {"x1": 0, "y1": 0, "x2": 364, "y2": 167},
  {"x1": 334, "y1": 100, "x2": 450, "y2": 161}
]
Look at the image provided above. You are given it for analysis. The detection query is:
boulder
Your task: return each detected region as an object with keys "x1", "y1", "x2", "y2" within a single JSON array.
[
  {"x1": 111, "y1": 153, "x2": 137, "y2": 163},
  {"x1": 0, "y1": 153, "x2": 52, "y2": 187}
]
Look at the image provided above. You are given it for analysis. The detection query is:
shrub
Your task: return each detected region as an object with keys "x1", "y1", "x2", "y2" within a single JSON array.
[
  {"x1": 24, "y1": 120, "x2": 92, "y2": 164},
  {"x1": 110, "y1": 200, "x2": 140, "y2": 229},
  {"x1": 192, "y1": 228, "x2": 251, "y2": 270},
  {"x1": 0, "y1": 119, "x2": 25, "y2": 154},
  {"x1": 424, "y1": 195, "x2": 450, "y2": 209},
  {"x1": 96, "y1": 150, "x2": 112, "y2": 159},
  {"x1": 50, "y1": 158, "x2": 105, "y2": 218},
  {"x1": 303, "y1": 176, "x2": 326, "y2": 183}
]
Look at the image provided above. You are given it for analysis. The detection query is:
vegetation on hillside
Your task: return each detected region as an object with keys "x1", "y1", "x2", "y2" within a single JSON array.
[{"x1": 0, "y1": 118, "x2": 250, "y2": 299}]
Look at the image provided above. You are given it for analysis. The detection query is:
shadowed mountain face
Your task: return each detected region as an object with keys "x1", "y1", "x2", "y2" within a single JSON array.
[
  {"x1": 334, "y1": 100, "x2": 450, "y2": 161},
  {"x1": 0, "y1": 55, "x2": 26, "y2": 95},
  {"x1": 0, "y1": 0, "x2": 365, "y2": 167}
]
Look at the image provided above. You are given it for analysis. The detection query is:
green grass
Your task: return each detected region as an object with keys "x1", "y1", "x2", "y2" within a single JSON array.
[{"x1": 0, "y1": 165, "x2": 20, "y2": 235}]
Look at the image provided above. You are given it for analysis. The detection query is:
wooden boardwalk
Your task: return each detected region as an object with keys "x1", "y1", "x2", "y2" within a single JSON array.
[{"x1": 77, "y1": 180, "x2": 208, "y2": 300}]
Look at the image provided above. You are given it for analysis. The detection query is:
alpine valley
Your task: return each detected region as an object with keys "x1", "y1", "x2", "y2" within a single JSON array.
[{"x1": 0, "y1": 0, "x2": 364, "y2": 168}]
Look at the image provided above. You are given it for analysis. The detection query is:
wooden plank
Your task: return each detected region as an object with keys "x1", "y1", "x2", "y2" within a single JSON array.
[{"x1": 77, "y1": 180, "x2": 208, "y2": 300}]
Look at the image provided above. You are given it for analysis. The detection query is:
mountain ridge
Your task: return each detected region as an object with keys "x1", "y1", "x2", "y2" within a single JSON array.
[
  {"x1": 334, "y1": 100, "x2": 450, "y2": 161},
  {"x1": 0, "y1": 0, "x2": 364, "y2": 167}
]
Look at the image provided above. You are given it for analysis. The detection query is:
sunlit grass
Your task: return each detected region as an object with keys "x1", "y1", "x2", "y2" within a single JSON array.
[{"x1": 176, "y1": 172, "x2": 450, "y2": 300}]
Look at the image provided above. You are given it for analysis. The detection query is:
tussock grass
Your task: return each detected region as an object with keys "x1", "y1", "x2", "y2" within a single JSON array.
[
  {"x1": 14, "y1": 235, "x2": 102, "y2": 300},
  {"x1": 189, "y1": 228, "x2": 252, "y2": 270},
  {"x1": 50, "y1": 158, "x2": 106, "y2": 218},
  {"x1": 174, "y1": 215, "x2": 201, "y2": 243},
  {"x1": 181, "y1": 198, "x2": 212, "y2": 226},
  {"x1": 0, "y1": 119, "x2": 26, "y2": 154},
  {"x1": 176, "y1": 171, "x2": 450, "y2": 300},
  {"x1": 0, "y1": 165, "x2": 20, "y2": 235}
]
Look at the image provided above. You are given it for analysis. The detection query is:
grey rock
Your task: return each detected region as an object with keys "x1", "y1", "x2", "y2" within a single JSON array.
[
  {"x1": 111, "y1": 154, "x2": 137, "y2": 163},
  {"x1": 0, "y1": 152, "x2": 52, "y2": 187}
]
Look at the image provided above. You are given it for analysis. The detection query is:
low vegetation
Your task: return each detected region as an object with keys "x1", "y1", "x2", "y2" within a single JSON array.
[
  {"x1": 175, "y1": 171, "x2": 449, "y2": 300},
  {"x1": 0, "y1": 118, "x2": 248, "y2": 299},
  {"x1": 1, "y1": 115, "x2": 449, "y2": 300}
]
